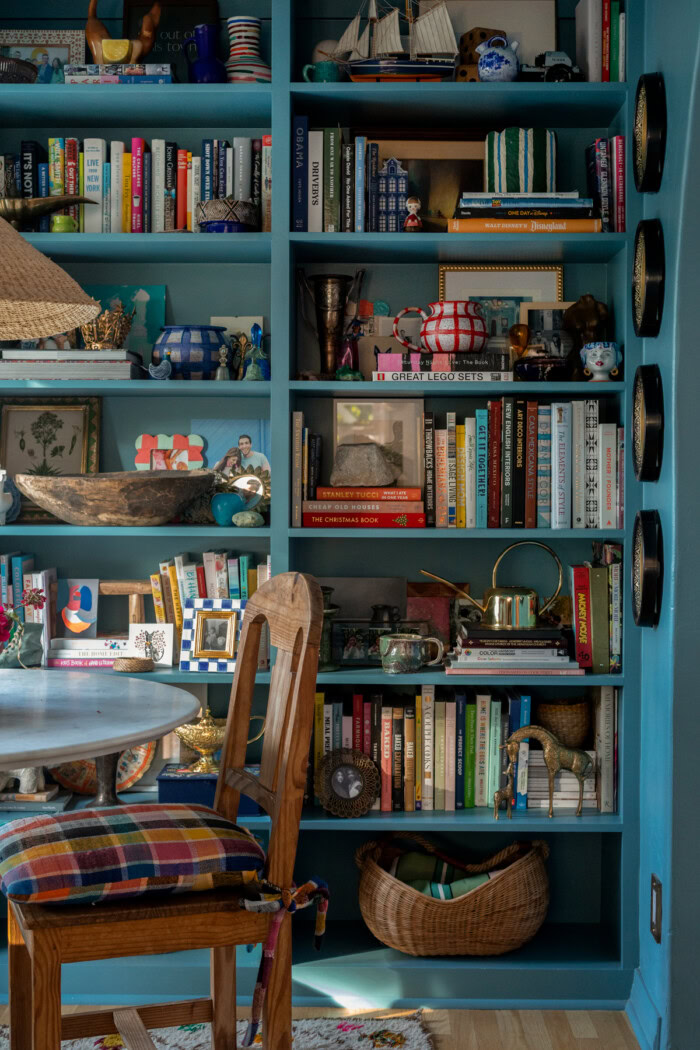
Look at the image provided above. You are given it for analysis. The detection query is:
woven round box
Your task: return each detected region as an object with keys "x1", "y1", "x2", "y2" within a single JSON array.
[
  {"x1": 356, "y1": 834, "x2": 549, "y2": 957},
  {"x1": 484, "y1": 127, "x2": 557, "y2": 193},
  {"x1": 534, "y1": 698, "x2": 591, "y2": 749}
]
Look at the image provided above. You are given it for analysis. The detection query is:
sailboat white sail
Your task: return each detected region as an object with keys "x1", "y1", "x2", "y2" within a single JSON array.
[
  {"x1": 411, "y1": 1, "x2": 458, "y2": 57},
  {"x1": 334, "y1": 13, "x2": 362, "y2": 57},
  {"x1": 374, "y1": 9, "x2": 404, "y2": 55},
  {"x1": 350, "y1": 24, "x2": 371, "y2": 61}
]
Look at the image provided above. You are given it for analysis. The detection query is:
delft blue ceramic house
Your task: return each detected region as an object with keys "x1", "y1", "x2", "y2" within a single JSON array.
[{"x1": 377, "y1": 157, "x2": 408, "y2": 232}]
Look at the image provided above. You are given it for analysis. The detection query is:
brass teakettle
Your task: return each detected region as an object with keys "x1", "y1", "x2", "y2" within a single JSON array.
[{"x1": 421, "y1": 540, "x2": 563, "y2": 630}]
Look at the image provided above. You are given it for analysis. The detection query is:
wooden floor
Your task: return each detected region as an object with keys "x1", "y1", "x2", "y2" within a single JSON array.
[{"x1": 0, "y1": 1005, "x2": 640, "y2": 1049}]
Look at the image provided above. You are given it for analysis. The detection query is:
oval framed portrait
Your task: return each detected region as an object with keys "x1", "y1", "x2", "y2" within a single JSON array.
[{"x1": 315, "y1": 748, "x2": 380, "y2": 818}]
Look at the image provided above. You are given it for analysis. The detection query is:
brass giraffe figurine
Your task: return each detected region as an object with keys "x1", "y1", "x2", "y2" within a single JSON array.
[
  {"x1": 502, "y1": 724, "x2": 594, "y2": 818},
  {"x1": 493, "y1": 761, "x2": 515, "y2": 819}
]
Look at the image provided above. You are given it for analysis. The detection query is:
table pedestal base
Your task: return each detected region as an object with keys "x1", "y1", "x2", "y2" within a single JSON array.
[{"x1": 93, "y1": 753, "x2": 123, "y2": 807}]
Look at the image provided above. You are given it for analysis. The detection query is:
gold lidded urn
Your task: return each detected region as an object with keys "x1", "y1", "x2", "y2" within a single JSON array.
[{"x1": 174, "y1": 707, "x2": 227, "y2": 774}]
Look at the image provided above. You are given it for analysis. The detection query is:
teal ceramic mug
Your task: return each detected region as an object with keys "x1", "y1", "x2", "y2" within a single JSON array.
[
  {"x1": 379, "y1": 633, "x2": 444, "y2": 675},
  {"x1": 302, "y1": 60, "x2": 342, "y2": 82}
]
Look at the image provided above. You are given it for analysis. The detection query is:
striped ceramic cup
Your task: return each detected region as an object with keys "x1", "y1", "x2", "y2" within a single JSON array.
[{"x1": 226, "y1": 16, "x2": 272, "y2": 83}]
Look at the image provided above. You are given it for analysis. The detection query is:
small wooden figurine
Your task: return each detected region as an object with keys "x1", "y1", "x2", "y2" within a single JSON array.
[
  {"x1": 500, "y1": 724, "x2": 594, "y2": 818},
  {"x1": 493, "y1": 762, "x2": 515, "y2": 819},
  {"x1": 403, "y1": 196, "x2": 422, "y2": 232},
  {"x1": 86, "y1": 0, "x2": 161, "y2": 64}
]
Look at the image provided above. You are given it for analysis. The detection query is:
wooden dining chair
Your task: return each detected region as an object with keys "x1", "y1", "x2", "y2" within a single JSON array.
[{"x1": 7, "y1": 571, "x2": 323, "y2": 1050}]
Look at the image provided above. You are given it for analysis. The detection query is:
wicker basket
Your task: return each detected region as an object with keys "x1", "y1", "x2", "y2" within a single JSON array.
[
  {"x1": 355, "y1": 833, "x2": 550, "y2": 957},
  {"x1": 534, "y1": 698, "x2": 591, "y2": 748}
]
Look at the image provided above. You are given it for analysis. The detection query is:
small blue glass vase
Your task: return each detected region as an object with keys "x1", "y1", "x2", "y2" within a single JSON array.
[
  {"x1": 212, "y1": 491, "x2": 249, "y2": 526},
  {"x1": 151, "y1": 325, "x2": 228, "y2": 381}
]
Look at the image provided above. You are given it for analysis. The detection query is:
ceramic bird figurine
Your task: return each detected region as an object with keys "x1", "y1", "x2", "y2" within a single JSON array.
[
  {"x1": 148, "y1": 354, "x2": 172, "y2": 380},
  {"x1": 86, "y1": 0, "x2": 162, "y2": 64},
  {"x1": 0, "y1": 195, "x2": 95, "y2": 230}
]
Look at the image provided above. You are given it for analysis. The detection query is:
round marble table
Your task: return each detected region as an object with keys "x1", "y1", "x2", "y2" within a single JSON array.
[{"x1": 0, "y1": 670, "x2": 200, "y2": 805}]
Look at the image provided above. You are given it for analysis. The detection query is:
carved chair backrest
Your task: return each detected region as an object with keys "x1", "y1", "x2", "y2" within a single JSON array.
[{"x1": 214, "y1": 572, "x2": 323, "y2": 887}]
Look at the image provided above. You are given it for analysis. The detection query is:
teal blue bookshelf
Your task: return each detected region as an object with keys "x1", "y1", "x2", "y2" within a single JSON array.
[{"x1": 0, "y1": 0, "x2": 649, "y2": 1022}]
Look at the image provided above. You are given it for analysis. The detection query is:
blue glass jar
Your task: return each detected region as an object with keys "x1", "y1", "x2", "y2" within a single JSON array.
[{"x1": 151, "y1": 325, "x2": 228, "y2": 381}]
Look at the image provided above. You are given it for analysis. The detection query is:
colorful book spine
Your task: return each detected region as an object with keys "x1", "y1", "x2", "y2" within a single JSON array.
[
  {"x1": 332, "y1": 702, "x2": 343, "y2": 750},
  {"x1": 525, "y1": 401, "x2": 538, "y2": 528},
  {"x1": 595, "y1": 686, "x2": 615, "y2": 811},
  {"x1": 130, "y1": 138, "x2": 145, "y2": 232},
  {"x1": 342, "y1": 715, "x2": 352, "y2": 749},
  {"x1": 434, "y1": 426, "x2": 448, "y2": 528},
  {"x1": 456, "y1": 423, "x2": 466, "y2": 528},
  {"x1": 185, "y1": 151, "x2": 192, "y2": 231},
  {"x1": 589, "y1": 566, "x2": 611, "y2": 673},
  {"x1": 421, "y1": 686, "x2": 434, "y2": 810},
  {"x1": 367, "y1": 141, "x2": 379, "y2": 232},
  {"x1": 167, "y1": 564, "x2": 183, "y2": 641},
  {"x1": 176, "y1": 147, "x2": 188, "y2": 230},
  {"x1": 292, "y1": 115, "x2": 308, "y2": 232},
  {"x1": 323, "y1": 703, "x2": 332, "y2": 763},
  {"x1": 83, "y1": 138, "x2": 106, "y2": 233},
  {"x1": 234, "y1": 135, "x2": 252, "y2": 201},
  {"x1": 572, "y1": 399, "x2": 586, "y2": 528},
  {"x1": 596, "y1": 137, "x2": 612, "y2": 231},
  {"x1": 79, "y1": 150, "x2": 84, "y2": 230},
  {"x1": 308, "y1": 130, "x2": 323, "y2": 233},
  {"x1": 446, "y1": 411, "x2": 457, "y2": 527},
  {"x1": 202, "y1": 139, "x2": 214, "y2": 202},
  {"x1": 465, "y1": 416, "x2": 476, "y2": 528},
  {"x1": 165, "y1": 142, "x2": 178, "y2": 232},
  {"x1": 434, "y1": 701, "x2": 445, "y2": 811},
  {"x1": 352, "y1": 693, "x2": 363, "y2": 751},
  {"x1": 150, "y1": 139, "x2": 164, "y2": 232},
  {"x1": 475, "y1": 408, "x2": 488, "y2": 529},
  {"x1": 415, "y1": 691, "x2": 422, "y2": 810},
  {"x1": 227, "y1": 558, "x2": 241, "y2": 599},
  {"x1": 323, "y1": 127, "x2": 340, "y2": 232},
  {"x1": 610, "y1": 0, "x2": 620, "y2": 81},
  {"x1": 512, "y1": 399, "x2": 526, "y2": 528},
  {"x1": 301, "y1": 513, "x2": 425, "y2": 529},
  {"x1": 110, "y1": 140, "x2": 125, "y2": 234},
  {"x1": 618, "y1": 13, "x2": 626, "y2": 81},
  {"x1": 102, "y1": 162, "x2": 111, "y2": 232},
  {"x1": 191, "y1": 156, "x2": 201, "y2": 232},
  {"x1": 515, "y1": 694, "x2": 531, "y2": 810},
  {"x1": 370, "y1": 695, "x2": 382, "y2": 810},
  {"x1": 537, "y1": 403, "x2": 551, "y2": 527},
  {"x1": 455, "y1": 693, "x2": 466, "y2": 809},
  {"x1": 501, "y1": 397, "x2": 514, "y2": 527},
  {"x1": 423, "y1": 411, "x2": 435, "y2": 528},
  {"x1": 609, "y1": 561, "x2": 622, "y2": 672},
  {"x1": 617, "y1": 426, "x2": 625, "y2": 528},
  {"x1": 551, "y1": 402, "x2": 572, "y2": 529},
  {"x1": 158, "y1": 560, "x2": 175, "y2": 625},
  {"x1": 584, "y1": 399, "x2": 600, "y2": 528},
  {"x1": 11, "y1": 556, "x2": 33, "y2": 623},
  {"x1": 121, "y1": 152, "x2": 131, "y2": 232},
  {"x1": 475, "y1": 694, "x2": 490, "y2": 806},
  {"x1": 252, "y1": 137, "x2": 262, "y2": 222},
  {"x1": 488, "y1": 700, "x2": 502, "y2": 808},
  {"x1": 65, "y1": 138, "x2": 79, "y2": 222},
  {"x1": 48, "y1": 137, "x2": 65, "y2": 199},
  {"x1": 37, "y1": 162, "x2": 49, "y2": 230},
  {"x1": 598, "y1": 422, "x2": 617, "y2": 528},
  {"x1": 447, "y1": 217, "x2": 602, "y2": 233},
  {"x1": 464, "y1": 702, "x2": 476, "y2": 807},
  {"x1": 444, "y1": 701, "x2": 456, "y2": 812},
  {"x1": 354, "y1": 135, "x2": 366, "y2": 232},
  {"x1": 403, "y1": 707, "x2": 416, "y2": 812},
  {"x1": 381, "y1": 707, "x2": 393, "y2": 811},
  {"x1": 487, "y1": 399, "x2": 502, "y2": 528},
  {"x1": 261, "y1": 134, "x2": 271, "y2": 232},
  {"x1": 363, "y1": 701, "x2": 371, "y2": 755},
  {"x1": 341, "y1": 142, "x2": 354, "y2": 232},
  {"x1": 313, "y1": 691, "x2": 325, "y2": 804},
  {"x1": 610, "y1": 135, "x2": 625, "y2": 231},
  {"x1": 571, "y1": 565, "x2": 594, "y2": 669},
  {"x1": 602, "y1": 0, "x2": 611, "y2": 81}
]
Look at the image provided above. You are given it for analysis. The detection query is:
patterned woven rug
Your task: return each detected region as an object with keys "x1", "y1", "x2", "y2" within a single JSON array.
[{"x1": 0, "y1": 1013, "x2": 433, "y2": 1049}]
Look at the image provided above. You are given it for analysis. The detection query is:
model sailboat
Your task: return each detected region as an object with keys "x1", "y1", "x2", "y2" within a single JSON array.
[{"x1": 332, "y1": 0, "x2": 458, "y2": 81}]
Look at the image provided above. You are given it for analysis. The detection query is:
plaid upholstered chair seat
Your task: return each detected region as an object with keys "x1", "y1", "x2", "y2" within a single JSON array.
[{"x1": 0, "y1": 802, "x2": 266, "y2": 906}]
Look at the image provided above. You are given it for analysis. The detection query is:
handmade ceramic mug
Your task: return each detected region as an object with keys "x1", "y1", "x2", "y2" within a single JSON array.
[
  {"x1": 379, "y1": 633, "x2": 444, "y2": 675},
  {"x1": 302, "y1": 60, "x2": 342, "y2": 82}
]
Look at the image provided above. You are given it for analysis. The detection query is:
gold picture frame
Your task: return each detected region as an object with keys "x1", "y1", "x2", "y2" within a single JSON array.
[
  {"x1": 438, "y1": 264, "x2": 564, "y2": 303},
  {"x1": 193, "y1": 609, "x2": 239, "y2": 660},
  {"x1": 0, "y1": 397, "x2": 101, "y2": 523}
]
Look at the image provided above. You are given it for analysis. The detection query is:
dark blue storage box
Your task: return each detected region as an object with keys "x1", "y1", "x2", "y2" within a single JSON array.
[{"x1": 157, "y1": 763, "x2": 262, "y2": 815}]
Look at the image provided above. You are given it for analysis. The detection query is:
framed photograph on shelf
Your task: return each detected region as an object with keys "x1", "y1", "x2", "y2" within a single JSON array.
[
  {"x1": 191, "y1": 417, "x2": 271, "y2": 476},
  {"x1": 333, "y1": 399, "x2": 424, "y2": 487},
  {"x1": 134, "y1": 433, "x2": 204, "y2": 471},
  {"x1": 315, "y1": 748, "x2": 380, "y2": 818},
  {"x1": 519, "y1": 302, "x2": 576, "y2": 358},
  {"x1": 0, "y1": 397, "x2": 101, "y2": 522},
  {"x1": 179, "y1": 598, "x2": 243, "y2": 673},
  {"x1": 439, "y1": 265, "x2": 564, "y2": 304},
  {"x1": 0, "y1": 30, "x2": 85, "y2": 82}
]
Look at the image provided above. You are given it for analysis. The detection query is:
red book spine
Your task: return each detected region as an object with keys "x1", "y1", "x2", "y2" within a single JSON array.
[
  {"x1": 612, "y1": 135, "x2": 626, "y2": 232},
  {"x1": 195, "y1": 565, "x2": 207, "y2": 599},
  {"x1": 380, "y1": 710, "x2": 392, "y2": 811},
  {"x1": 131, "y1": 138, "x2": 144, "y2": 232},
  {"x1": 362, "y1": 701, "x2": 371, "y2": 754},
  {"x1": 602, "y1": 0, "x2": 611, "y2": 81},
  {"x1": 65, "y1": 138, "x2": 79, "y2": 221},
  {"x1": 353, "y1": 694, "x2": 363, "y2": 751},
  {"x1": 487, "y1": 399, "x2": 502, "y2": 528},
  {"x1": 47, "y1": 658, "x2": 115, "y2": 668},
  {"x1": 302, "y1": 512, "x2": 426, "y2": 528},
  {"x1": 572, "y1": 565, "x2": 593, "y2": 669},
  {"x1": 525, "y1": 401, "x2": 538, "y2": 528},
  {"x1": 304, "y1": 500, "x2": 424, "y2": 514},
  {"x1": 315, "y1": 487, "x2": 422, "y2": 501},
  {"x1": 176, "y1": 148, "x2": 188, "y2": 230}
]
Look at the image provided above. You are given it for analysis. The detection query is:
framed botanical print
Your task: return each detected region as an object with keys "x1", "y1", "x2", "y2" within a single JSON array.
[{"x1": 0, "y1": 397, "x2": 100, "y2": 522}]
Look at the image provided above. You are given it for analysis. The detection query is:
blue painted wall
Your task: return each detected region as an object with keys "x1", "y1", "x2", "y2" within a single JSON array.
[{"x1": 629, "y1": 1, "x2": 700, "y2": 1047}]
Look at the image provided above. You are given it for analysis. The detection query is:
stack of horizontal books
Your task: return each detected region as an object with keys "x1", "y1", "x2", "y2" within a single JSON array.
[
  {"x1": 445, "y1": 625, "x2": 583, "y2": 676},
  {"x1": 372, "y1": 349, "x2": 512, "y2": 383},
  {"x1": 302, "y1": 486, "x2": 426, "y2": 528},
  {"x1": 64, "y1": 64, "x2": 172, "y2": 84},
  {"x1": 0, "y1": 349, "x2": 134, "y2": 380},
  {"x1": 527, "y1": 751, "x2": 598, "y2": 811},
  {"x1": 448, "y1": 191, "x2": 602, "y2": 233}
]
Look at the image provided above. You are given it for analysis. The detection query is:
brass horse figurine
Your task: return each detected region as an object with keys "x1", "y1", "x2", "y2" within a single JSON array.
[{"x1": 501, "y1": 724, "x2": 594, "y2": 818}]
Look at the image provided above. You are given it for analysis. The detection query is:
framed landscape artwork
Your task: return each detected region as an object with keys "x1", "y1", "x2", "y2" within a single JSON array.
[{"x1": 0, "y1": 30, "x2": 85, "y2": 82}]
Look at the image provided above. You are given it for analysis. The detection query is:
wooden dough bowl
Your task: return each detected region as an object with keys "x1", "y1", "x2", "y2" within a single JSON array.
[{"x1": 15, "y1": 470, "x2": 215, "y2": 527}]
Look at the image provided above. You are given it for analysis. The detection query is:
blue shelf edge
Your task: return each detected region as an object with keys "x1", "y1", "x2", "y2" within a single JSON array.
[
  {"x1": 0, "y1": 526, "x2": 271, "y2": 538},
  {"x1": 23, "y1": 233, "x2": 271, "y2": 263},
  {"x1": 290, "y1": 381, "x2": 626, "y2": 396},
  {"x1": 290, "y1": 528, "x2": 625, "y2": 539},
  {"x1": 0, "y1": 380, "x2": 270, "y2": 397}
]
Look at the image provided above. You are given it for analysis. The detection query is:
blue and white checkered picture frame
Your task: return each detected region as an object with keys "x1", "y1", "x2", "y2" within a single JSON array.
[{"x1": 179, "y1": 597, "x2": 247, "y2": 673}]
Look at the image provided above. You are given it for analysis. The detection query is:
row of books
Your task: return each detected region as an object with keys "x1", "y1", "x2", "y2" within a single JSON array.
[
  {"x1": 585, "y1": 137, "x2": 626, "y2": 233},
  {"x1": 0, "y1": 348, "x2": 135, "y2": 381},
  {"x1": 62, "y1": 63, "x2": 172, "y2": 84},
  {"x1": 311, "y1": 686, "x2": 617, "y2": 813},
  {"x1": 576, "y1": 0, "x2": 627, "y2": 82},
  {"x1": 3, "y1": 135, "x2": 271, "y2": 234},
  {"x1": 447, "y1": 625, "x2": 584, "y2": 677},
  {"x1": 571, "y1": 541, "x2": 622, "y2": 674},
  {"x1": 291, "y1": 412, "x2": 323, "y2": 524}
]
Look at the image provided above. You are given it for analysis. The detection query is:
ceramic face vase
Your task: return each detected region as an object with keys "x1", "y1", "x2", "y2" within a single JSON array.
[
  {"x1": 476, "y1": 35, "x2": 520, "y2": 82},
  {"x1": 226, "y1": 16, "x2": 271, "y2": 83},
  {"x1": 581, "y1": 341, "x2": 622, "y2": 381}
]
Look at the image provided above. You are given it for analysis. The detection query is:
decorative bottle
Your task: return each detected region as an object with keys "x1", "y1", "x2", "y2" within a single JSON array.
[{"x1": 226, "y1": 16, "x2": 272, "y2": 83}]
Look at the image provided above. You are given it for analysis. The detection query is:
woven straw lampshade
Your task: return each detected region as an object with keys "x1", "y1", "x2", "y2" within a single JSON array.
[{"x1": 0, "y1": 217, "x2": 100, "y2": 339}]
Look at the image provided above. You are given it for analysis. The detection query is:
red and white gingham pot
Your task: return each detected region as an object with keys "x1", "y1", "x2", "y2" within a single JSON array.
[{"x1": 393, "y1": 301, "x2": 488, "y2": 353}]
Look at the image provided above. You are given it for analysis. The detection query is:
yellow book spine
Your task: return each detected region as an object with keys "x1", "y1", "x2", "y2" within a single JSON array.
[
  {"x1": 122, "y1": 154, "x2": 131, "y2": 233},
  {"x1": 247, "y1": 569, "x2": 257, "y2": 598},
  {"x1": 149, "y1": 573, "x2": 167, "y2": 624},
  {"x1": 167, "y1": 563, "x2": 183, "y2": 639},
  {"x1": 456, "y1": 423, "x2": 466, "y2": 528},
  {"x1": 313, "y1": 691, "x2": 325, "y2": 804},
  {"x1": 78, "y1": 152, "x2": 84, "y2": 231},
  {"x1": 415, "y1": 691, "x2": 422, "y2": 808}
]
